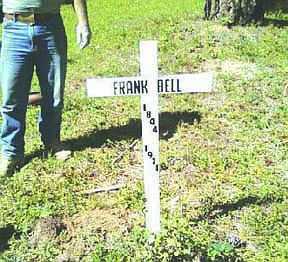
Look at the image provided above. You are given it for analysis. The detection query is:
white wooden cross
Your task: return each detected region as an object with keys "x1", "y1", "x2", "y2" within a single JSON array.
[{"x1": 87, "y1": 41, "x2": 213, "y2": 233}]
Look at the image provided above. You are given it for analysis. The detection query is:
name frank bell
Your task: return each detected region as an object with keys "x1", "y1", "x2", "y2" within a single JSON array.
[{"x1": 113, "y1": 78, "x2": 182, "y2": 95}]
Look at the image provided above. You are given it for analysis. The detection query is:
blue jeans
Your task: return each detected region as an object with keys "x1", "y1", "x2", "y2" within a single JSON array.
[{"x1": 0, "y1": 14, "x2": 67, "y2": 160}]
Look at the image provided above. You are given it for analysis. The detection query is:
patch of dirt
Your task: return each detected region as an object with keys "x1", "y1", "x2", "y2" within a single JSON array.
[
  {"x1": 202, "y1": 59, "x2": 258, "y2": 80},
  {"x1": 57, "y1": 207, "x2": 139, "y2": 262},
  {"x1": 29, "y1": 217, "x2": 67, "y2": 247},
  {"x1": 28, "y1": 207, "x2": 139, "y2": 261},
  {"x1": 69, "y1": 207, "x2": 136, "y2": 234}
]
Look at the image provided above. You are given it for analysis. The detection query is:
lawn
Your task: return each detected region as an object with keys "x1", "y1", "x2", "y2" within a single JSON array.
[{"x1": 0, "y1": 0, "x2": 287, "y2": 261}]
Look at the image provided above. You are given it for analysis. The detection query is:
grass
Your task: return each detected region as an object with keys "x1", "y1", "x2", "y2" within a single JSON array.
[{"x1": 0, "y1": 0, "x2": 288, "y2": 261}]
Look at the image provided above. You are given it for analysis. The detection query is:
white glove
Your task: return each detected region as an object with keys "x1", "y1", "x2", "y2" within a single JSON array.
[{"x1": 76, "y1": 24, "x2": 91, "y2": 49}]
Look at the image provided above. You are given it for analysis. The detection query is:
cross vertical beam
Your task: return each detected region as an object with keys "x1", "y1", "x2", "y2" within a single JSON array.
[{"x1": 140, "y1": 41, "x2": 161, "y2": 232}]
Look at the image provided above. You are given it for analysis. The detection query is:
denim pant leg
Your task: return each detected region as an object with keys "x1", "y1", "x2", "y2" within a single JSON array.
[
  {"x1": 35, "y1": 15, "x2": 67, "y2": 147},
  {"x1": 0, "y1": 19, "x2": 34, "y2": 160}
]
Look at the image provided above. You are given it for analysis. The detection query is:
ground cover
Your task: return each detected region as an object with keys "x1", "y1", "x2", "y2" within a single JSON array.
[{"x1": 0, "y1": 0, "x2": 287, "y2": 261}]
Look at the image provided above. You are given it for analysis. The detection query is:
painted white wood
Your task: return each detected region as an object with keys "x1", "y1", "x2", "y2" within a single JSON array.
[
  {"x1": 140, "y1": 41, "x2": 161, "y2": 233},
  {"x1": 87, "y1": 72, "x2": 213, "y2": 98}
]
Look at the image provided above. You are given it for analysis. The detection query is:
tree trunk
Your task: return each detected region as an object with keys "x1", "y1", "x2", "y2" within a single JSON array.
[{"x1": 205, "y1": 0, "x2": 265, "y2": 26}]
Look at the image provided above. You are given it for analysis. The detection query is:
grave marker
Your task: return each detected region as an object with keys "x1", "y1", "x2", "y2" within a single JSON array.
[{"x1": 87, "y1": 40, "x2": 213, "y2": 233}]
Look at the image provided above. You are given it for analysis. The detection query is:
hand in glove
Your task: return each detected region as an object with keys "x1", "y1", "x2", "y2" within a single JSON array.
[{"x1": 76, "y1": 24, "x2": 91, "y2": 49}]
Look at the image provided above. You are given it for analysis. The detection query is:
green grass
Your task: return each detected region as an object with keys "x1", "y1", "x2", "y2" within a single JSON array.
[{"x1": 0, "y1": 0, "x2": 288, "y2": 261}]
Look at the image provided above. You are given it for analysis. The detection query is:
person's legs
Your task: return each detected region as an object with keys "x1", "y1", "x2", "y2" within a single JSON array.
[
  {"x1": 0, "y1": 18, "x2": 34, "y2": 161},
  {"x1": 35, "y1": 15, "x2": 67, "y2": 149}
]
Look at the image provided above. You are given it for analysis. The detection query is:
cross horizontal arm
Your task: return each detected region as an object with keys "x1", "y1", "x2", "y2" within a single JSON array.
[{"x1": 86, "y1": 72, "x2": 213, "y2": 98}]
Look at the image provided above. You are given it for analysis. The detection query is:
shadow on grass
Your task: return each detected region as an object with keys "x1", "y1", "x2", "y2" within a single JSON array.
[
  {"x1": 66, "y1": 110, "x2": 201, "y2": 151},
  {"x1": 263, "y1": 18, "x2": 288, "y2": 27},
  {"x1": 0, "y1": 225, "x2": 17, "y2": 252},
  {"x1": 24, "y1": 110, "x2": 201, "y2": 165},
  {"x1": 192, "y1": 194, "x2": 285, "y2": 222}
]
